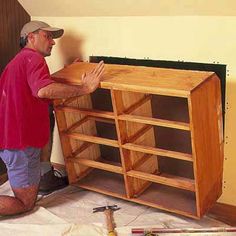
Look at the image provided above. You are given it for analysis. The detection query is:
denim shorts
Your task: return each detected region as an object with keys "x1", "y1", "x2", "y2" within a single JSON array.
[{"x1": 0, "y1": 147, "x2": 41, "y2": 188}]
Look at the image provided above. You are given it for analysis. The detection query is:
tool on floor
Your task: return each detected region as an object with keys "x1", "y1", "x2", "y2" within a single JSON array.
[
  {"x1": 93, "y1": 204, "x2": 120, "y2": 236},
  {"x1": 131, "y1": 227, "x2": 236, "y2": 235}
]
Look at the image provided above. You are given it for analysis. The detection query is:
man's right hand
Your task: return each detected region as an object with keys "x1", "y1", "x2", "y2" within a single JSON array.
[
  {"x1": 38, "y1": 61, "x2": 105, "y2": 99},
  {"x1": 81, "y1": 61, "x2": 105, "y2": 94}
]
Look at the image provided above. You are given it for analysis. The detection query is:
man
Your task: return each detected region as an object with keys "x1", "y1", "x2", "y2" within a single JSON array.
[{"x1": 0, "y1": 20, "x2": 104, "y2": 216}]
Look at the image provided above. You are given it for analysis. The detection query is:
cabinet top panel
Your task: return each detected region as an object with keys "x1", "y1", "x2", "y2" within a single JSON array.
[{"x1": 52, "y1": 62, "x2": 215, "y2": 97}]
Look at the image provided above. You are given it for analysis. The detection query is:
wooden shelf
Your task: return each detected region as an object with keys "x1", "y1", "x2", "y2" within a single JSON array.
[
  {"x1": 132, "y1": 182, "x2": 197, "y2": 218},
  {"x1": 53, "y1": 62, "x2": 223, "y2": 219},
  {"x1": 119, "y1": 114, "x2": 190, "y2": 130},
  {"x1": 127, "y1": 170, "x2": 195, "y2": 192},
  {"x1": 71, "y1": 157, "x2": 123, "y2": 174},
  {"x1": 55, "y1": 106, "x2": 115, "y2": 119},
  {"x1": 66, "y1": 132, "x2": 119, "y2": 147},
  {"x1": 74, "y1": 169, "x2": 126, "y2": 198},
  {"x1": 123, "y1": 143, "x2": 192, "y2": 162}
]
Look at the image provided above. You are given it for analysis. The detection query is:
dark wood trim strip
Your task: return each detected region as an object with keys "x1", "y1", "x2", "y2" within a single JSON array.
[{"x1": 208, "y1": 202, "x2": 236, "y2": 226}]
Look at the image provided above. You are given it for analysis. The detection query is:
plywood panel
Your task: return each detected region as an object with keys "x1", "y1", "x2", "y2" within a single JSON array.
[
  {"x1": 52, "y1": 62, "x2": 214, "y2": 97},
  {"x1": 189, "y1": 74, "x2": 224, "y2": 217},
  {"x1": 53, "y1": 100, "x2": 78, "y2": 183}
]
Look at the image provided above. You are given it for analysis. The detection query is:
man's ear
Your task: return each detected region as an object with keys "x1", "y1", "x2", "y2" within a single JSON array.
[{"x1": 27, "y1": 32, "x2": 35, "y2": 43}]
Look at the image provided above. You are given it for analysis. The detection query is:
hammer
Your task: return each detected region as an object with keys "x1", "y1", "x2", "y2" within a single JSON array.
[{"x1": 93, "y1": 205, "x2": 120, "y2": 236}]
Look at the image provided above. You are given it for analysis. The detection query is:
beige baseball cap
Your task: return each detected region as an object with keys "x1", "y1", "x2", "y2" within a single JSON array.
[{"x1": 20, "y1": 20, "x2": 64, "y2": 39}]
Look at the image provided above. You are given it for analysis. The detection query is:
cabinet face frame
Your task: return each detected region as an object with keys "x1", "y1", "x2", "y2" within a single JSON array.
[{"x1": 52, "y1": 63, "x2": 224, "y2": 219}]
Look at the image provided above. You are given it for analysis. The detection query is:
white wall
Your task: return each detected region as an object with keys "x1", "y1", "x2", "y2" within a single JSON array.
[{"x1": 33, "y1": 16, "x2": 236, "y2": 206}]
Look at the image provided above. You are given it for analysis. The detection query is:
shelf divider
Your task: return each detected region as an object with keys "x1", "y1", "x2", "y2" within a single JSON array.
[
  {"x1": 55, "y1": 106, "x2": 115, "y2": 119},
  {"x1": 66, "y1": 132, "x2": 119, "y2": 147},
  {"x1": 127, "y1": 170, "x2": 195, "y2": 192},
  {"x1": 123, "y1": 143, "x2": 193, "y2": 162},
  {"x1": 72, "y1": 157, "x2": 123, "y2": 174},
  {"x1": 119, "y1": 114, "x2": 190, "y2": 131}
]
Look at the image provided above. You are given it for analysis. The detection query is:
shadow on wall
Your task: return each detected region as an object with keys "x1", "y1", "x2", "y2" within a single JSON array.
[{"x1": 58, "y1": 32, "x2": 85, "y2": 66}]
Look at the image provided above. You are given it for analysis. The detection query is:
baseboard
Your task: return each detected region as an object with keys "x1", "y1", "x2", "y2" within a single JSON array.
[{"x1": 208, "y1": 202, "x2": 236, "y2": 226}]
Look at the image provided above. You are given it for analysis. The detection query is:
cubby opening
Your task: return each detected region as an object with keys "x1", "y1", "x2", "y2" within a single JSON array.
[
  {"x1": 129, "y1": 178, "x2": 197, "y2": 216},
  {"x1": 127, "y1": 150, "x2": 194, "y2": 179},
  {"x1": 122, "y1": 121, "x2": 192, "y2": 156},
  {"x1": 55, "y1": 88, "x2": 114, "y2": 117},
  {"x1": 125, "y1": 150, "x2": 195, "y2": 192},
  {"x1": 153, "y1": 126, "x2": 192, "y2": 154},
  {"x1": 118, "y1": 91, "x2": 189, "y2": 123},
  {"x1": 90, "y1": 88, "x2": 113, "y2": 112},
  {"x1": 68, "y1": 142, "x2": 122, "y2": 177},
  {"x1": 73, "y1": 143, "x2": 122, "y2": 166},
  {"x1": 151, "y1": 95, "x2": 189, "y2": 123},
  {"x1": 94, "y1": 119, "x2": 118, "y2": 140},
  {"x1": 158, "y1": 156, "x2": 194, "y2": 179},
  {"x1": 64, "y1": 114, "x2": 118, "y2": 146},
  {"x1": 75, "y1": 169, "x2": 126, "y2": 197}
]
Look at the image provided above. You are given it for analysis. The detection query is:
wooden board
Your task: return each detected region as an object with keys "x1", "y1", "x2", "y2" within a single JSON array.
[
  {"x1": 188, "y1": 74, "x2": 224, "y2": 217},
  {"x1": 52, "y1": 62, "x2": 214, "y2": 97}
]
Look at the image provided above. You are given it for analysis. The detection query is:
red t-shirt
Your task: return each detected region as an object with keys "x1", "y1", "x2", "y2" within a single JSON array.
[{"x1": 0, "y1": 48, "x2": 55, "y2": 149}]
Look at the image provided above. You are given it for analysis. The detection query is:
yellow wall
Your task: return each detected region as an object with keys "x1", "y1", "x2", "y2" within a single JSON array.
[
  {"x1": 33, "y1": 16, "x2": 236, "y2": 206},
  {"x1": 19, "y1": 0, "x2": 236, "y2": 16}
]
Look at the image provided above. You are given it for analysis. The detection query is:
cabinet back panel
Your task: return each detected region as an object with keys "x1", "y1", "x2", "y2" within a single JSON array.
[
  {"x1": 91, "y1": 88, "x2": 113, "y2": 112},
  {"x1": 154, "y1": 126, "x2": 192, "y2": 154},
  {"x1": 158, "y1": 157, "x2": 194, "y2": 179},
  {"x1": 95, "y1": 121, "x2": 117, "y2": 140},
  {"x1": 99, "y1": 145, "x2": 121, "y2": 164},
  {"x1": 151, "y1": 95, "x2": 189, "y2": 122}
]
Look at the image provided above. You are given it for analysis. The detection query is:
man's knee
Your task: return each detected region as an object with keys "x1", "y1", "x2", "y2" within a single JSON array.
[{"x1": 13, "y1": 185, "x2": 39, "y2": 212}]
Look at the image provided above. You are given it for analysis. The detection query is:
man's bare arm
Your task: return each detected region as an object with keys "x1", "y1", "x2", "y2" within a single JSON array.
[{"x1": 38, "y1": 61, "x2": 104, "y2": 99}]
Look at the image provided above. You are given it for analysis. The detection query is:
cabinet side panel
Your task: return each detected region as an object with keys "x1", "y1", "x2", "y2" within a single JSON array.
[
  {"x1": 189, "y1": 75, "x2": 224, "y2": 217},
  {"x1": 54, "y1": 99, "x2": 78, "y2": 183}
]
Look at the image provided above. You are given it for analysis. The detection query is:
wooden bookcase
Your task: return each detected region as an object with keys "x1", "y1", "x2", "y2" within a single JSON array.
[{"x1": 52, "y1": 62, "x2": 224, "y2": 219}]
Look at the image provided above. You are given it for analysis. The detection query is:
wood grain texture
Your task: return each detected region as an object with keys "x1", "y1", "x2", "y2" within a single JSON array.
[
  {"x1": 117, "y1": 91, "x2": 158, "y2": 197},
  {"x1": 118, "y1": 114, "x2": 190, "y2": 130},
  {"x1": 110, "y1": 90, "x2": 133, "y2": 198},
  {"x1": 52, "y1": 62, "x2": 214, "y2": 97},
  {"x1": 0, "y1": 0, "x2": 30, "y2": 71},
  {"x1": 133, "y1": 182, "x2": 197, "y2": 218},
  {"x1": 123, "y1": 143, "x2": 193, "y2": 161},
  {"x1": 188, "y1": 74, "x2": 224, "y2": 217},
  {"x1": 127, "y1": 170, "x2": 195, "y2": 192},
  {"x1": 53, "y1": 99, "x2": 78, "y2": 183}
]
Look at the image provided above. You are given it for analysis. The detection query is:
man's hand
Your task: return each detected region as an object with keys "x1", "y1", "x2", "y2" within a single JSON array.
[
  {"x1": 81, "y1": 61, "x2": 105, "y2": 93},
  {"x1": 38, "y1": 61, "x2": 105, "y2": 99}
]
